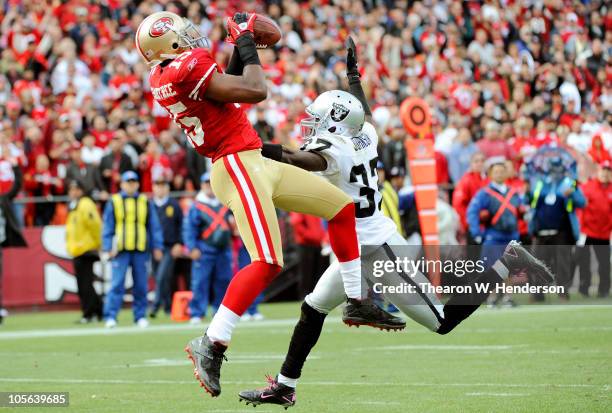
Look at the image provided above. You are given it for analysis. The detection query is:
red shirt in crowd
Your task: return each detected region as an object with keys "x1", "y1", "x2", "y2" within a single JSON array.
[
  {"x1": 579, "y1": 178, "x2": 612, "y2": 240},
  {"x1": 290, "y1": 212, "x2": 326, "y2": 246},
  {"x1": 477, "y1": 138, "x2": 515, "y2": 160},
  {"x1": 140, "y1": 153, "x2": 171, "y2": 193},
  {"x1": 452, "y1": 171, "x2": 488, "y2": 230},
  {"x1": 588, "y1": 135, "x2": 611, "y2": 164},
  {"x1": 0, "y1": 159, "x2": 15, "y2": 195}
]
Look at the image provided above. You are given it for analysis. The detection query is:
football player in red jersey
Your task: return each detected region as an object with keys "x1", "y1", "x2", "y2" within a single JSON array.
[{"x1": 135, "y1": 11, "x2": 401, "y2": 397}]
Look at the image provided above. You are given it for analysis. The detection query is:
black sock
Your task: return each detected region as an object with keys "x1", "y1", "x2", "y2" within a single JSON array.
[
  {"x1": 437, "y1": 267, "x2": 502, "y2": 335},
  {"x1": 280, "y1": 301, "x2": 327, "y2": 380}
]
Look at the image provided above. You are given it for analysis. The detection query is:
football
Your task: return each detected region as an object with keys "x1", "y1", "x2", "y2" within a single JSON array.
[{"x1": 253, "y1": 14, "x2": 282, "y2": 48}]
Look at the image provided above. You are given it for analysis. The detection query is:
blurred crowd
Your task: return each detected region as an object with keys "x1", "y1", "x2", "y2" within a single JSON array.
[{"x1": 0, "y1": 0, "x2": 610, "y2": 305}]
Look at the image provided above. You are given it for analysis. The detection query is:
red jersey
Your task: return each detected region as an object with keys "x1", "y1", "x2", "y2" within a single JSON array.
[{"x1": 148, "y1": 48, "x2": 261, "y2": 161}]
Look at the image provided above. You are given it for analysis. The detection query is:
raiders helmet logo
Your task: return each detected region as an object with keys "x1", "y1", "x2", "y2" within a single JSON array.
[
  {"x1": 149, "y1": 17, "x2": 174, "y2": 38},
  {"x1": 330, "y1": 103, "x2": 350, "y2": 122}
]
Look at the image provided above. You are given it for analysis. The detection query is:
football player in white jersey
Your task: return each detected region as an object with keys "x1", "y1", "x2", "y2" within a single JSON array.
[{"x1": 238, "y1": 37, "x2": 555, "y2": 409}]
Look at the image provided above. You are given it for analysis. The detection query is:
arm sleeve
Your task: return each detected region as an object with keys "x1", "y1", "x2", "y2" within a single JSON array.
[
  {"x1": 101, "y1": 201, "x2": 115, "y2": 252},
  {"x1": 147, "y1": 201, "x2": 164, "y2": 250},
  {"x1": 348, "y1": 77, "x2": 372, "y2": 117}
]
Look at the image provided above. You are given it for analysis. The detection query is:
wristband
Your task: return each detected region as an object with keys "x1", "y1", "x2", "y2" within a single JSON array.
[
  {"x1": 236, "y1": 34, "x2": 261, "y2": 66},
  {"x1": 261, "y1": 143, "x2": 283, "y2": 162}
]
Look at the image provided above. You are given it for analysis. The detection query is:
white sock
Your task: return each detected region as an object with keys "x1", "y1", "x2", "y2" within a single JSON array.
[
  {"x1": 339, "y1": 257, "x2": 362, "y2": 299},
  {"x1": 277, "y1": 373, "x2": 297, "y2": 388},
  {"x1": 492, "y1": 260, "x2": 510, "y2": 280},
  {"x1": 206, "y1": 305, "x2": 240, "y2": 343}
]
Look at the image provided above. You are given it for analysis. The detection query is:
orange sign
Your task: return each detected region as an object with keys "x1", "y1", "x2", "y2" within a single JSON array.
[{"x1": 400, "y1": 97, "x2": 431, "y2": 139}]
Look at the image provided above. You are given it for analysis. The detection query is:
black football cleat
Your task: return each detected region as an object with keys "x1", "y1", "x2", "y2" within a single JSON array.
[
  {"x1": 238, "y1": 375, "x2": 296, "y2": 409},
  {"x1": 185, "y1": 335, "x2": 227, "y2": 397},
  {"x1": 342, "y1": 298, "x2": 406, "y2": 331},
  {"x1": 500, "y1": 240, "x2": 555, "y2": 285}
]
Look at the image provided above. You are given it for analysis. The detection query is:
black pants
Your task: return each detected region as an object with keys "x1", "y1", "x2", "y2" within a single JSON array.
[
  {"x1": 73, "y1": 254, "x2": 103, "y2": 319},
  {"x1": 297, "y1": 245, "x2": 328, "y2": 300},
  {"x1": 577, "y1": 237, "x2": 611, "y2": 297},
  {"x1": 533, "y1": 230, "x2": 575, "y2": 300}
]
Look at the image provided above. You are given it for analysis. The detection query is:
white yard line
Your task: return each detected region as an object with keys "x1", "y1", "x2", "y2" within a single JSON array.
[
  {"x1": 106, "y1": 354, "x2": 320, "y2": 368},
  {"x1": 0, "y1": 377, "x2": 606, "y2": 390},
  {"x1": 466, "y1": 392, "x2": 531, "y2": 397},
  {"x1": 0, "y1": 317, "x2": 304, "y2": 340}
]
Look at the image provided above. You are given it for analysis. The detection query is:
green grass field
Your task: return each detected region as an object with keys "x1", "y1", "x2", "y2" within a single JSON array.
[{"x1": 0, "y1": 303, "x2": 610, "y2": 413}]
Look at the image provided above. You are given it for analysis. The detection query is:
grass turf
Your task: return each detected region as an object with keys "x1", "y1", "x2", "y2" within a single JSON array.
[{"x1": 0, "y1": 303, "x2": 610, "y2": 413}]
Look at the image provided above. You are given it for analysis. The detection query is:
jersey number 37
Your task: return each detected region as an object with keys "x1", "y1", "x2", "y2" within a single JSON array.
[{"x1": 350, "y1": 157, "x2": 379, "y2": 218}]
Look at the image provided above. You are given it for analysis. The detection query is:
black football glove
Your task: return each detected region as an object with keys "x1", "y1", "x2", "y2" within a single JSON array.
[{"x1": 346, "y1": 36, "x2": 359, "y2": 78}]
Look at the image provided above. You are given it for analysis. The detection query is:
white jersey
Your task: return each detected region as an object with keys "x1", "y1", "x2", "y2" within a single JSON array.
[{"x1": 301, "y1": 122, "x2": 398, "y2": 246}]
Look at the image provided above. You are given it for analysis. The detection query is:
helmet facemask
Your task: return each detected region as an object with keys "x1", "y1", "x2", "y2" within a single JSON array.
[
  {"x1": 156, "y1": 19, "x2": 209, "y2": 64},
  {"x1": 176, "y1": 19, "x2": 209, "y2": 49},
  {"x1": 300, "y1": 108, "x2": 324, "y2": 139}
]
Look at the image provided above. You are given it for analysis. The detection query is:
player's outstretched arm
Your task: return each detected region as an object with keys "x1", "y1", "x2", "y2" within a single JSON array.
[
  {"x1": 346, "y1": 36, "x2": 372, "y2": 123},
  {"x1": 261, "y1": 143, "x2": 327, "y2": 172},
  {"x1": 205, "y1": 13, "x2": 267, "y2": 103}
]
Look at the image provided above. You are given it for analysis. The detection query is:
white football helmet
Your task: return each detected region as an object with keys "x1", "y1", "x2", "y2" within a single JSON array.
[
  {"x1": 135, "y1": 11, "x2": 209, "y2": 67},
  {"x1": 301, "y1": 90, "x2": 365, "y2": 139}
]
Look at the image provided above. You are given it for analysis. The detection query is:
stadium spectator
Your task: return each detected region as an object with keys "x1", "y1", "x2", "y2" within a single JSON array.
[
  {"x1": 24, "y1": 153, "x2": 63, "y2": 226},
  {"x1": 99, "y1": 131, "x2": 133, "y2": 194},
  {"x1": 183, "y1": 173, "x2": 233, "y2": 324},
  {"x1": 101, "y1": 171, "x2": 163, "y2": 328},
  {"x1": 158, "y1": 130, "x2": 187, "y2": 190},
  {"x1": 150, "y1": 176, "x2": 183, "y2": 318},
  {"x1": 588, "y1": 134, "x2": 612, "y2": 164},
  {"x1": 80, "y1": 133, "x2": 105, "y2": 166},
  {"x1": 452, "y1": 152, "x2": 487, "y2": 237},
  {"x1": 467, "y1": 157, "x2": 521, "y2": 262},
  {"x1": 437, "y1": 192, "x2": 460, "y2": 245},
  {"x1": 290, "y1": 212, "x2": 329, "y2": 300},
  {"x1": 65, "y1": 179, "x2": 102, "y2": 324},
  {"x1": 448, "y1": 128, "x2": 478, "y2": 184},
  {"x1": 476, "y1": 121, "x2": 515, "y2": 160},
  {"x1": 138, "y1": 139, "x2": 171, "y2": 193},
  {"x1": 577, "y1": 161, "x2": 612, "y2": 298},
  {"x1": 65, "y1": 141, "x2": 102, "y2": 196},
  {"x1": 526, "y1": 162, "x2": 586, "y2": 301},
  {"x1": 0, "y1": 157, "x2": 26, "y2": 325},
  {"x1": 377, "y1": 161, "x2": 404, "y2": 237}
]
